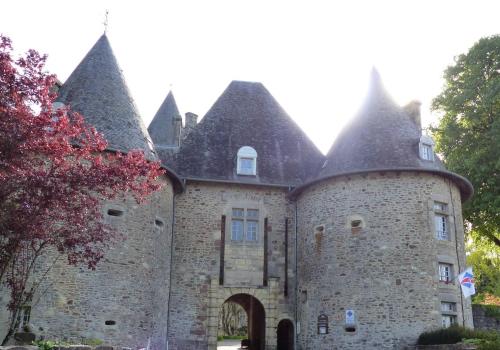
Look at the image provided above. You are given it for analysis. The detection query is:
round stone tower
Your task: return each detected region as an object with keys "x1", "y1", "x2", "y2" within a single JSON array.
[
  {"x1": 292, "y1": 70, "x2": 473, "y2": 349},
  {"x1": 29, "y1": 34, "x2": 183, "y2": 350}
]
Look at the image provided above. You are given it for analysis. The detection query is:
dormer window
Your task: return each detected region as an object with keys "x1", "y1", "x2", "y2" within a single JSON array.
[
  {"x1": 237, "y1": 146, "x2": 257, "y2": 175},
  {"x1": 419, "y1": 135, "x2": 435, "y2": 161}
]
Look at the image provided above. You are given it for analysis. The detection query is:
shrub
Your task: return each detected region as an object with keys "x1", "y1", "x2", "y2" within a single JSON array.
[
  {"x1": 217, "y1": 335, "x2": 246, "y2": 341},
  {"x1": 417, "y1": 325, "x2": 499, "y2": 345},
  {"x1": 33, "y1": 340, "x2": 57, "y2": 350},
  {"x1": 482, "y1": 305, "x2": 500, "y2": 320},
  {"x1": 80, "y1": 338, "x2": 104, "y2": 346},
  {"x1": 33, "y1": 338, "x2": 103, "y2": 349}
]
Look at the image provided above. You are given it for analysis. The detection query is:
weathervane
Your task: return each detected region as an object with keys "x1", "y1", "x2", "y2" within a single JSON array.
[{"x1": 103, "y1": 10, "x2": 109, "y2": 33}]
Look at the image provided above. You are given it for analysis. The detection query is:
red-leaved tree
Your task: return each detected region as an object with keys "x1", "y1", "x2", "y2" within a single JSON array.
[{"x1": 0, "y1": 35, "x2": 164, "y2": 343}]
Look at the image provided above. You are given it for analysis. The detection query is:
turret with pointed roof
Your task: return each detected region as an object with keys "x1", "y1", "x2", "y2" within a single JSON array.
[
  {"x1": 56, "y1": 34, "x2": 156, "y2": 159},
  {"x1": 148, "y1": 91, "x2": 182, "y2": 147},
  {"x1": 291, "y1": 69, "x2": 473, "y2": 200},
  {"x1": 169, "y1": 80, "x2": 324, "y2": 186}
]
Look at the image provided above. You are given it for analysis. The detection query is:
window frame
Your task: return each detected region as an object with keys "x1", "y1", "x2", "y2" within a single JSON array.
[
  {"x1": 438, "y1": 263, "x2": 453, "y2": 284},
  {"x1": 230, "y1": 207, "x2": 259, "y2": 242},
  {"x1": 441, "y1": 301, "x2": 457, "y2": 313},
  {"x1": 433, "y1": 201, "x2": 450, "y2": 241},
  {"x1": 419, "y1": 135, "x2": 435, "y2": 161},
  {"x1": 435, "y1": 214, "x2": 448, "y2": 240},
  {"x1": 441, "y1": 314, "x2": 457, "y2": 328},
  {"x1": 237, "y1": 146, "x2": 257, "y2": 176}
]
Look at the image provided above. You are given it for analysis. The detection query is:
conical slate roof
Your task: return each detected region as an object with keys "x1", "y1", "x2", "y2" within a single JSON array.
[
  {"x1": 148, "y1": 91, "x2": 182, "y2": 146},
  {"x1": 291, "y1": 69, "x2": 473, "y2": 200},
  {"x1": 169, "y1": 81, "x2": 324, "y2": 186},
  {"x1": 56, "y1": 34, "x2": 156, "y2": 159}
]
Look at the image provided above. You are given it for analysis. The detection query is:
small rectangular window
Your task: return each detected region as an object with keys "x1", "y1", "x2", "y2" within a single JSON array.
[
  {"x1": 441, "y1": 302, "x2": 457, "y2": 312},
  {"x1": 232, "y1": 208, "x2": 244, "y2": 218},
  {"x1": 435, "y1": 215, "x2": 448, "y2": 240},
  {"x1": 439, "y1": 263, "x2": 453, "y2": 283},
  {"x1": 247, "y1": 209, "x2": 259, "y2": 219},
  {"x1": 434, "y1": 202, "x2": 447, "y2": 211},
  {"x1": 246, "y1": 221, "x2": 258, "y2": 241},
  {"x1": 442, "y1": 315, "x2": 457, "y2": 328},
  {"x1": 231, "y1": 219, "x2": 244, "y2": 240},
  {"x1": 421, "y1": 144, "x2": 433, "y2": 160}
]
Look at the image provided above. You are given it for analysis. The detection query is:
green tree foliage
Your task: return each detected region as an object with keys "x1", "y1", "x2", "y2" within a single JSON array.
[
  {"x1": 467, "y1": 237, "x2": 500, "y2": 299},
  {"x1": 432, "y1": 35, "x2": 500, "y2": 247}
]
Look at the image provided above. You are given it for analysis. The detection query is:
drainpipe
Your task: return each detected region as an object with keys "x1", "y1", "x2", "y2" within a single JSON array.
[
  {"x1": 294, "y1": 201, "x2": 299, "y2": 350},
  {"x1": 448, "y1": 180, "x2": 465, "y2": 326},
  {"x1": 166, "y1": 191, "x2": 177, "y2": 350}
]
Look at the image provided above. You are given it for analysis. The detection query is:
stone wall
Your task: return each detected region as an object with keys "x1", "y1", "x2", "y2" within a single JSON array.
[
  {"x1": 167, "y1": 181, "x2": 296, "y2": 350},
  {"x1": 5, "y1": 176, "x2": 175, "y2": 350},
  {"x1": 296, "y1": 171, "x2": 472, "y2": 350},
  {"x1": 407, "y1": 345, "x2": 477, "y2": 350},
  {"x1": 472, "y1": 305, "x2": 500, "y2": 332}
]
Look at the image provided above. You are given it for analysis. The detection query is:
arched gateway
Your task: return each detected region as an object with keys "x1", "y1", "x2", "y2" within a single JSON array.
[{"x1": 218, "y1": 294, "x2": 266, "y2": 350}]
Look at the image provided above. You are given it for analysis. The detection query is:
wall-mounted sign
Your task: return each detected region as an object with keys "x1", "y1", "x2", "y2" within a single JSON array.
[
  {"x1": 346, "y1": 310, "x2": 356, "y2": 325},
  {"x1": 317, "y1": 314, "x2": 328, "y2": 334}
]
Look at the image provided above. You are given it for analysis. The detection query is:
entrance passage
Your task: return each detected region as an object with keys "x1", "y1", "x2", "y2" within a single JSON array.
[
  {"x1": 217, "y1": 293, "x2": 266, "y2": 350},
  {"x1": 277, "y1": 319, "x2": 294, "y2": 350}
]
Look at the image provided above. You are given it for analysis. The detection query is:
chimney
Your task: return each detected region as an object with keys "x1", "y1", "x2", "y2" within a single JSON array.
[
  {"x1": 404, "y1": 100, "x2": 422, "y2": 131},
  {"x1": 185, "y1": 112, "x2": 198, "y2": 129},
  {"x1": 182, "y1": 112, "x2": 198, "y2": 140},
  {"x1": 173, "y1": 115, "x2": 182, "y2": 147}
]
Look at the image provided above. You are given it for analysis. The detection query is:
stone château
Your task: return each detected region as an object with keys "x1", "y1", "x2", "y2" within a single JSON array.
[{"x1": 0, "y1": 34, "x2": 474, "y2": 350}]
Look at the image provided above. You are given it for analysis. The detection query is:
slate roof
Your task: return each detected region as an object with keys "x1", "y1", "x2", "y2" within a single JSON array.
[
  {"x1": 290, "y1": 69, "x2": 473, "y2": 201},
  {"x1": 148, "y1": 91, "x2": 182, "y2": 146},
  {"x1": 56, "y1": 34, "x2": 156, "y2": 159},
  {"x1": 167, "y1": 81, "x2": 324, "y2": 186}
]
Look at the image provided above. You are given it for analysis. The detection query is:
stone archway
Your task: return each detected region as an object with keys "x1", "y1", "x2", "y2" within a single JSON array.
[
  {"x1": 276, "y1": 319, "x2": 294, "y2": 350},
  {"x1": 218, "y1": 293, "x2": 266, "y2": 350}
]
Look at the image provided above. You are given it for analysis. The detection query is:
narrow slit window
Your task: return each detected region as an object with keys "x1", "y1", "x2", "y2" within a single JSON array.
[
  {"x1": 107, "y1": 208, "x2": 124, "y2": 217},
  {"x1": 351, "y1": 220, "x2": 362, "y2": 228}
]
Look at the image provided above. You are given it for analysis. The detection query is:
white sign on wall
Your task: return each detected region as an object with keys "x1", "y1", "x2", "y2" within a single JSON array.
[{"x1": 346, "y1": 310, "x2": 356, "y2": 325}]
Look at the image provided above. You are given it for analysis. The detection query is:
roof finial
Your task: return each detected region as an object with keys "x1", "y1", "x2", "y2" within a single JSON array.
[{"x1": 103, "y1": 10, "x2": 109, "y2": 34}]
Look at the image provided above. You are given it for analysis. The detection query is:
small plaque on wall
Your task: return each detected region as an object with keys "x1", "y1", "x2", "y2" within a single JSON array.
[
  {"x1": 317, "y1": 314, "x2": 328, "y2": 334},
  {"x1": 346, "y1": 310, "x2": 356, "y2": 325}
]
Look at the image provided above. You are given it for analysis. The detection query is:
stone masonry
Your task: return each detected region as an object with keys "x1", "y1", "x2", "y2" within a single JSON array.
[
  {"x1": 296, "y1": 172, "x2": 472, "y2": 350},
  {"x1": 25, "y1": 177, "x2": 174, "y2": 349},
  {"x1": 167, "y1": 182, "x2": 296, "y2": 350}
]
